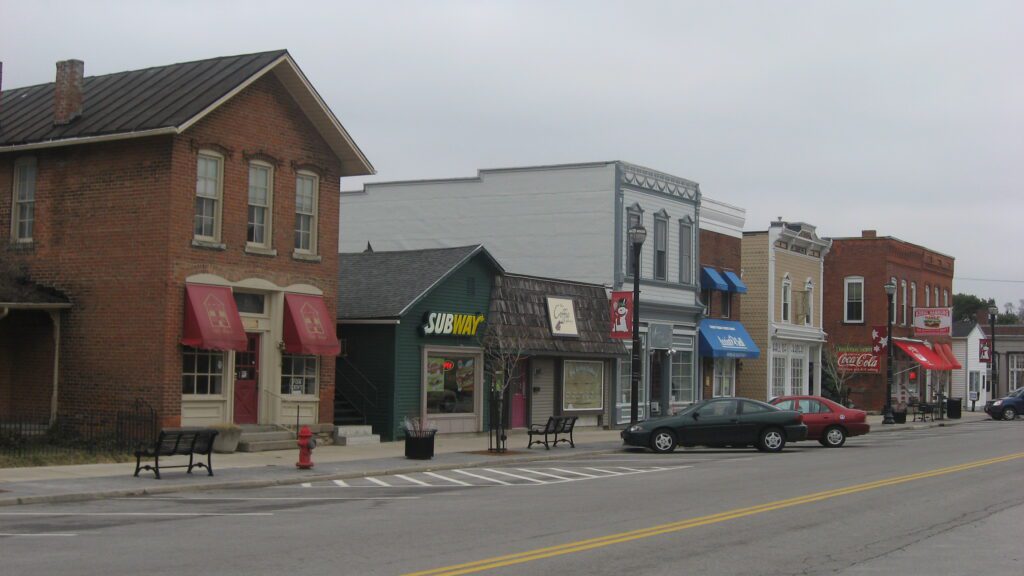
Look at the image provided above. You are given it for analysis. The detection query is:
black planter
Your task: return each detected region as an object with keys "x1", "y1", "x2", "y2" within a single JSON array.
[
  {"x1": 893, "y1": 411, "x2": 907, "y2": 424},
  {"x1": 404, "y1": 430, "x2": 437, "y2": 460}
]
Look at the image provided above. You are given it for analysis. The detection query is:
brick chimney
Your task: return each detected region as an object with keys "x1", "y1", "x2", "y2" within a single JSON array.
[
  {"x1": 54, "y1": 59, "x2": 84, "y2": 125},
  {"x1": 861, "y1": 230, "x2": 877, "y2": 238}
]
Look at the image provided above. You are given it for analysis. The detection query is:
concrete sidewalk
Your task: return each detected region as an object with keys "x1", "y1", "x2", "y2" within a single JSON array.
[{"x1": 0, "y1": 410, "x2": 993, "y2": 507}]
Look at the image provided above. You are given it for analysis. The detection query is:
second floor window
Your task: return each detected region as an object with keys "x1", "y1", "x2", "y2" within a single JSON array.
[
  {"x1": 12, "y1": 158, "x2": 37, "y2": 242},
  {"x1": 654, "y1": 216, "x2": 667, "y2": 280},
  {"x1": 247, "y1": 163, "x2": 273, "y2": 248},
  {"x1": 294, "y1": 172, "x2": 318, "y2": 253},
  {"x1": 891, "y1": 276, "x2": 898, "y2": 324},
  {"x1": 925, "y1": 285, "x2": 931, "y2": 307},
  {"x1": 844, "y1": 276, "x2": 864, "y2": 323},
  {"x1": 943, "y1": 289, "x2": 949, "y2": 307},
  {"x1": 194, "y1": 153, "x2": 223, "y2": 241},
  {"x1": 901, "y1": 280, "x2": 908, "y2": 325},
  {"x1": 781, "y1": 276, "x2": 792, "y2": 323},
  {"x1": 679, "y1": 220, "x2": 693, "y2": 284},
  {"x1": 626, "y1": 210, "x2": 641, "y2": 276}
]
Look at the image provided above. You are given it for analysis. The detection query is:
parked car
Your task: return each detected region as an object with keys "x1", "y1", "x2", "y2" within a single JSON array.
[
  {"x1": 984, "y1": 387, "x2": 1024, "y2": 420},
  {"x1": 769, "y1": 395, "x2": 869, "y2": 447},
  {"x1": 621, "y1": 397, "x2": 806, "y2": 454}
]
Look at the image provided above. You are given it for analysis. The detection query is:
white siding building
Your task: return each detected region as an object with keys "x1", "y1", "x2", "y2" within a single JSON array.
[
  {"x1": 339, "y1": 162, "x2": 704, "y2": 425},
  {"x1": 951, "y1": 320, "x2": 990, "y2": 411}
]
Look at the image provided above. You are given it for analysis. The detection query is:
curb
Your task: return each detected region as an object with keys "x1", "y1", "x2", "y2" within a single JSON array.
[{"x1": 0, "y1": 446, "x2": 624, "y2": 508}]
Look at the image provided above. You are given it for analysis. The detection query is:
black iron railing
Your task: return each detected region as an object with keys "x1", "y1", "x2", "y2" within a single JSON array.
[{"x1": 0, "y1": 399, "x2": 158, "y2": 458}]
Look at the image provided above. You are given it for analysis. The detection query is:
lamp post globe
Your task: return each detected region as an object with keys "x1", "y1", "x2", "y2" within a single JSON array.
[
  {"x1": 989, "y1": 305, "x2": 999, "y2": 399},
  {"x1": 883, "y1": 281, "x2": 897, "y2": 425},
  {"x1": 628, "y1": 225, "x2": 647, "y2": 426}
]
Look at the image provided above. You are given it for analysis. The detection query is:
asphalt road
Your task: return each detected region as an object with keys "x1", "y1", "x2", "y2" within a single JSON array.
[{"x1": 1, "y1": 420, "x2": 1021, "y2": 576}]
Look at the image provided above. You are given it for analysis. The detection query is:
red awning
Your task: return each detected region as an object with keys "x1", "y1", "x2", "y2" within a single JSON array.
[
  {"x1": 936, "y1": 343, "x2": 963, "y2": 370},
  {"x1": 893, "y1": 340, "x2": 951, "y2": 371},
  {"x1": 181, "y1": 284, "x2": 247, "y2": 351},
  {"x1": 283, "y1": 293, "x2": 340, "y2": 356}
]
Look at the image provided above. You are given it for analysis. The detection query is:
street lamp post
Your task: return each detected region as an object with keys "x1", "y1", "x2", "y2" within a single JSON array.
[
  {"x1": 883, "y1": 281, "x2": 897, "y2": 425},
  {"x1": 989, "y1": 305, "x2": 999, "y2": 399},
  {"x1": 628, "y1": 224, "x2": 647, "y2": 426}
]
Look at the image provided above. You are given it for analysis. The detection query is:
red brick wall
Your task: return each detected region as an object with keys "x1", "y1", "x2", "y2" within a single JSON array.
[
  {"x1": 0, "y1": 72, "x2": 343, "y2": 425},
  {"x1": 0, "y1": 310, "x2": 55, "y2": 419},
  {"x1": 823, "y1": 236, "x2": 955, "y2": 410},
  {"x1": 699, "y1": 229, "x2": 743, "y2": 399}
]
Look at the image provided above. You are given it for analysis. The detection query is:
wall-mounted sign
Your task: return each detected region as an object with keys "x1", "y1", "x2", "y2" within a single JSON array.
[
  {"x1": 563, "y1": 360, "x2": 604, "y2": 411},
  {"x1": 610, "y1": 291, "x2": 633, "y2": 339},
  {"x1": 979, "y1": 339, "x2": 991, "y2": 363},
  {"x1": 836, "y1": 345, "x2": 880, "y2": 374},
  {"x1": 421, "y1": 312, "x2": 486, "y2": 337},
  {"x1": 913, "y1": 307, "x2": 952, "y2": 336},
  {"x1": 546, "y1": 296, "x2": 578, "y2": 337}
]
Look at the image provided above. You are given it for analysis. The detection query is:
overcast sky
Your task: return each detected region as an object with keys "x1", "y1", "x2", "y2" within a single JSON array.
[{"x1": 3, "y1": 1, "x2": 1021, "y2": 308}]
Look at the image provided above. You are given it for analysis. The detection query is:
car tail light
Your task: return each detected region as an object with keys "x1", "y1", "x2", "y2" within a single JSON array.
[{"x1": 852, "y1": 410, "x2": 866, "y2": 422}]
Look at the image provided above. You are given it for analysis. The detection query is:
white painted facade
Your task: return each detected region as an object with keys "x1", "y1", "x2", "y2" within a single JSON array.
[
  {"x1": 952, "y1": 322, "x2": 990, "y2": 411},
  {"x1": 339, "y1": 161, "x2": 703, "y2": 425}
]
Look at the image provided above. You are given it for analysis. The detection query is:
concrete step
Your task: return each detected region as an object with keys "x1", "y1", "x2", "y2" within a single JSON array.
[
  {"x1": 239, "y1": 424, "x2": 279, "y2": 433},
  {"x1": 335, "y1": 434, "x2": 381, "y2": 446},
  {"x1": 237, "y1": 439, "x2": 297, "y2": 452},
  {"x1": 335, "y1": 425, "x2": 374, "y2": 437},
  {"x1": 238, "y1": 430, "x2": 294, "y2": 443}
]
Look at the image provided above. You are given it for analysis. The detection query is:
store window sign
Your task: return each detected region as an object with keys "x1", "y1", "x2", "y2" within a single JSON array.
[
  {"x1": 563, "y1": 360, "x2": 604, "y2": 411},
  {"x1": 421, "y1": 312, "x2": 486, "y2": 336}
]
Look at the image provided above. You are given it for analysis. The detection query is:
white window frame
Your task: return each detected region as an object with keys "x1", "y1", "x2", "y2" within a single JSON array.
[
  {"x1": 925, "y1": 284, "x2": 931, "y2": 307},
  {"x1": 943, "y1": 290, "x2": 949, "y2": 307},
  {"x1": 934, "y1": 286, "x2": 939, "y2": 308},
  {"x1": 181, "y1": 347, "x2": 225, "y2": 396},
  {"x1": 1009, "y1": 354, "x2": 1024, "y2": 391},
  {"x1": 781, "y1": 275, "x2": 792, "y2": 323},
  {"x1": 246, "y1": 161, "x2": 274, "y2": 250},
  {"x1": 901, "y1": 280, "x2": 908, "y2": 326},
  {"x1": 653, "y1": 214, "x2": 668, "y2": 281},
  {"x1": 804, "y1": 279, "x2": 814, "y2": 326},
  {"x1": 281, "y1": 354, "x2": 319, "y2": 396},
  {"x1": 294, "y1": 170, "x2": 319, "y2": 255},
  {"x1": 890, "y1": 276, "x2": 898, "y2": 325},
  {"x1": 911, "y1": 282, "x2": 917, "y2": 315},
  {"x1": 626, "y1": 208, "x2": 642, "y2": 278},
  {"x1": 194, "y1": 151, "x2": 224, "y2": 243},
  {"x1": 678, "y1": 218, "x2": 693, "y2": 284},
  {"x1": 11, "y1": 157, "x2": 37, "y2": 243},
  {"x1": 713, "y1": 358, "x2": 735, "y2": 397},
  {"x1": 670, "y1": 349, "x2": 695, "y2": 404},
  {"x1": 844, "y1": 276, "x2": 864, "y2": 323}
]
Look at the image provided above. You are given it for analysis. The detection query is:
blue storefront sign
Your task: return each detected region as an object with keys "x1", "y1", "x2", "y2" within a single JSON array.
[{"x1": 698, "y1": 319, "x2": 760, "y2": 359}]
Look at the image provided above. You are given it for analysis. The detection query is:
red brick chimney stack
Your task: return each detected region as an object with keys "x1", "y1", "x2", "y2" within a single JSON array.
[
  {"x1": 861, "y1": 230, "x2": 877, "y2": 238},
  {"x1": 54, "y1": 59, "x2": 84, "y2": 125}
]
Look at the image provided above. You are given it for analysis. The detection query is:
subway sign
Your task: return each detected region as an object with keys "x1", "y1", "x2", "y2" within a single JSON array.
[{"x1": 421, "y1": 312, "x2": 486, "y2": 337}]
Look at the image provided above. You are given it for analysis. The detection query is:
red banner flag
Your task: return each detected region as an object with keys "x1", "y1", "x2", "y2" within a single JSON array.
[
  {"x1": 979, "y1": 339, "x2": 992, "y2": 363},
  {"x1": 610, "y1": 291, "x2": 633, "y2": 339}
]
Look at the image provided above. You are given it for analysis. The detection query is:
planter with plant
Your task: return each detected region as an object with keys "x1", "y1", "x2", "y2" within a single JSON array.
[
  {"x1": 209, "y1": 423, "x2": 243, "y2": 453},
  {"x1": 402, "y1": 417, "x2": 436, "y2": 460}
]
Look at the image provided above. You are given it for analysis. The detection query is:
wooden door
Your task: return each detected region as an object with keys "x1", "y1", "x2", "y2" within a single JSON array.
[
  {"x1": 233, "y1": 333, "x2": 260, "y2": 424},
  {"x1": 510, "y1": 365, "x2": 527, "y2": 428}
]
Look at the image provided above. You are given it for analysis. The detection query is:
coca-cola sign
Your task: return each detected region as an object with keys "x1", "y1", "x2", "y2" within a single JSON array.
[{"x1": 836, "y1": 345, "x2": 880, "y2": 373}]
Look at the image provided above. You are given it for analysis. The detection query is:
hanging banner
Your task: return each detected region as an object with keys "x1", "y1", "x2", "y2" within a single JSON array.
[
  {"x1": 871, "y1": 325, "x2": 888, "y2": 354},
  {"x1": 913, "y1": 307, "x2": 952, "y2": 336},
  {"x1": 979, "y1": 339, "x2": 992, "y2": 363},
  {"x1": 836, "y1": 345, "x2": 880, "y2": 373},
  {"x1": 609, "y1": 291, "x2": 633, "y2": 339}
]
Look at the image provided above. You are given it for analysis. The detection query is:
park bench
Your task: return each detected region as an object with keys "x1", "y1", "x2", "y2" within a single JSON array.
[
  {"x1": 912, "y1": 402, "x2": 934, "y2": 422},
  {"x1": 133, "y1": 427, "x2": 218, "y2": 479},
  {"x1": 527, "y1": 416, "x2": 564, "y2": 450},
  {"x1": 554, "y1": 415, "x2": 578, "y2": 448}
]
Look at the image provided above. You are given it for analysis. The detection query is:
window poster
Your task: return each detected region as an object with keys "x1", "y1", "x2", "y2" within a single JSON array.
[{"x1": 563, "y1": 360, "x2": 604, "y2": 411}]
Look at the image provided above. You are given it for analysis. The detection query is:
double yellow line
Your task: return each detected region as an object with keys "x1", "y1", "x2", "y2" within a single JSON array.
[{"x1": 404, "y1": 452, "x2": 1024, "y2": 576}]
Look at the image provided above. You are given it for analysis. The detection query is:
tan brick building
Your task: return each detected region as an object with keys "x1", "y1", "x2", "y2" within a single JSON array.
[
  {"x1": 738, "y1": 220, "x2": 830, "y2": 400},
  {"x1": 0, "y1": 51, "x2": 372, "y2": 429}
]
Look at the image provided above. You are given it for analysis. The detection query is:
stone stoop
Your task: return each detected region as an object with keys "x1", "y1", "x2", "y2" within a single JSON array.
[
  {"x1": 334, "y1": 425, "x2": 381, "y2": 446},
  {"x1": 237, "y1": 424, "x2": 338, "y2": 452}
]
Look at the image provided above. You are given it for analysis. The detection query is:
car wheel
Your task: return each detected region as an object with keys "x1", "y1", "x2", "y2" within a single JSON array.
[
  {"x1": 758, "y1": 428, "x2": 786, "y2": 453},
  {"x1": 650, "y1": 429, "x2": 677, "y2": 454},
  {"x1": 1003, "y1": 407, "x2": 1017, "y2": 421},
  {"x1": 822, "y1": 426, "x2": 846, "y2": 448}
]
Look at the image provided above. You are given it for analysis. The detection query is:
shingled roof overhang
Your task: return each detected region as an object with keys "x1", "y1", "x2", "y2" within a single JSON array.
[{"x1": 0, "y1": 51, "x2": 374, "y2": 176}]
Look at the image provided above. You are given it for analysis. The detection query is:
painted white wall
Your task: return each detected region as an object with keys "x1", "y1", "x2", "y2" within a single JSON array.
[
  {"x1": 339, "y1": 163, "x2": 617, "y2": 285},
  {"x1": 699, "y1": 196, "x2": 745, "y2": 238},
  {"x1": 953, "y1": 323, "x2": 989, "y2": 408}
]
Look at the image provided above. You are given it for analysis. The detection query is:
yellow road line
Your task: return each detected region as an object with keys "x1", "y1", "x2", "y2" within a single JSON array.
[{"x1": 403, "y1": 452, "x2": 1024, "y2": 576}]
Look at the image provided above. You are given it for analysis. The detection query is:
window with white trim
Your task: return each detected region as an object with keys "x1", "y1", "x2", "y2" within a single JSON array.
[
  {"x1": 247, "y1": 162, "x2": 273, "y2": 248},
  {"x1": 901, "y1": 280, "x2": 908, "y2": 326},
  {"x1": 194, "y1": 152, "x2": 223, "y2": 241},
  {"x1": 294, "y1": 171, "x2": 319, "y2": 253},
  {"x1": 943, "y1": 290, "x2": 949, "y2": 307},
  {"x1": 804, "y1": 280, "x2": 814, "y2": 326},
  {"x1": 281, "y1": 354, "x2": 319, "y2": 395},
  {"x1": 934, "y1": 286, "x2": 939, "y2": 308},
  {"x1": 626, "y1": 209, "x2": 642, "y2": 276},
  {"x1": 772, "y1": 354, "x2": 787, "y2": 398},
  {"x1": 1009, "y1": 354, "x2": 1024, "y2": 391},
  {"x1": 844, "y1": 276, "x2": 864, "y2": 323},
  {"x1": 890, "y1": 277, "x2": 898, "y2": 324},
  {"x1": 925, "y1": 284, "x2": 930, "y2": 307},
  {"x1": 654, "y1": 214, "x2": 667, "y2": 281},
  {"x1": 721, "y1": 292, "x2": 731, "y2": 319},
  {"x1": 181, "y1": 347, "x2": 224, "y2": 395},
  {"x1": 781, "y1": 275, "x2": 792, "y2": 323},
  {"x1": 12, "y1": 157, "x2": 37, "y2": 242},
  {"x1": 790, "y1": 356, "x2": 805, "y2": 395},
  {"x1": 679, "y1": 219, "x2": 693, "y2": 284},
  {"x1": 670, "y1": 350, "x2": 694, "y2": 403},
  {"x1": 911, "y1": 282, "x2": 917, "y2": 314},
  {"x1": 713, "y1": 358, "x2": 735, "y2": 397}
]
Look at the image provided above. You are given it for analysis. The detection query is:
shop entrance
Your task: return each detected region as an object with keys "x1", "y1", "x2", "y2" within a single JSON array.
[
  {"x1": 234, "y1": 333, "x2": 260, "y2": 424},
  {"x1": 510, "y1": 365, "x2": 527, "y2": 428}
]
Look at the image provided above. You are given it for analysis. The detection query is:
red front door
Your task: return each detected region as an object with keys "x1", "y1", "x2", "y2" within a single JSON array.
[
  {"x1": 510, "y1": 366, "x2": 527, "y2": 428},
  {"x1": 234, "y1": 333, "x2": 260, "y2": 424}
]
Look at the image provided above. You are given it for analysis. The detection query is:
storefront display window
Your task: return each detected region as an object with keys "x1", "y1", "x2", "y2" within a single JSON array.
[
  {"x1": 427, "y1": 355, "x2": 476, "y2": 414},
  {"x1": 182, "y1": 347, "x2": 224, "y2": 395},
  {"x1": 713, "y1": 358, "x2": 734, "y2": 397},
  {"x1": 1009, "y1": 354, "x2": 1024, "y2": 391},
  {"x1": 281, "y1": 354, "x2": 318, "y2": 395},
  {"x1": 671, "y1": 351, "x2": 695, "y2": 403},
  {"x1": 563, "y1": 360, "x2": 604, "y2": 411}
]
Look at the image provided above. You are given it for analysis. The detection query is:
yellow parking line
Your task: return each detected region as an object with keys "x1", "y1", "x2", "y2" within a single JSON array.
[{"x1": 403, "y1": 452, "x2": 1024, "y2": 576}]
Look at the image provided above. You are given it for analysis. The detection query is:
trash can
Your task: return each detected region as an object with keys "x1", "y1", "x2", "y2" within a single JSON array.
[
  {"x1": 893, "y1": 411, "x2": 907, "y2": 424},
  {"x1": 404, "y1": 430, "x2": 436, "y2": 460},
  {"x1": 947, "y1": 398, "x2": 962, "y2": 419}
]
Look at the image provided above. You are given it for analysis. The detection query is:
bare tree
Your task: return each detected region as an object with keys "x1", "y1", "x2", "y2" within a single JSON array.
[
  {"x1": 477, "y1": 323, "x2": 530, "y2": 452},
  {"x1": 821, "y1": 342, "x2": 873, "y2": 407}
]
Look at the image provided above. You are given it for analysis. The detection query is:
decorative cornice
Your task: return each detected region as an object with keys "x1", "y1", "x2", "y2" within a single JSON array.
[{"x1": 620, "y1": 163, "x2": 699, "y2": 201}]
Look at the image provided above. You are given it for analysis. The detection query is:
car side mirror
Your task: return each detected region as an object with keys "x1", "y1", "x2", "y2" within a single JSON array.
[{"x1": 692, "y1": 411, "x2": 700, "y2": 420}]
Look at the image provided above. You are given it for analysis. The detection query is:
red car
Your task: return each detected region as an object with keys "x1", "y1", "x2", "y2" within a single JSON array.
[{"x1": 769, "y1": 395, "x2": 869, "y2": 447}]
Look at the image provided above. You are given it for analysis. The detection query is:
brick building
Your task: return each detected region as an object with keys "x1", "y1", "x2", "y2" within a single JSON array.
[
  {"x1": 738, "y1": 220, "x2": 830, "y2": 401},
  {"x1": 0, "y1": 51, "x2": 373, "y2": 428},
  {"x1": 822, "y1": 231, "x2": 956, "y2": 411}
]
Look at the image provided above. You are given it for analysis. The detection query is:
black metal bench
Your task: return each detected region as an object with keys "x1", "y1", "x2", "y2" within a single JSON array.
[
  {"x1": 554, "y1": 415, "x2": 578, "y2": 448},
  {"x1": 913, "y1": 403, "x2": 934, "y2": 422},
  {"x1": 134, "y1": 427, "x2": 218, "y2": 479},
  {"x1": 527, "y1": 416, "x2": 564, "y2": 450}
]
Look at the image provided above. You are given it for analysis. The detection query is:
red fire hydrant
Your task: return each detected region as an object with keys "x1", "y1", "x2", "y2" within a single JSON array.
[{"x1": 296, "y1": 425, "x2": 316, "y2": 469}]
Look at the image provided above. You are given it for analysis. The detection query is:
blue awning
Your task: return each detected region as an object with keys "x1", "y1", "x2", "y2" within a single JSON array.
[
  {"x1": 698, "y1": 319, "x2": 761, "y2": 359},
  {"x1": 722, "y1": 270, "x2": 748, "y2": 294},
  {"x1": 701, "y1": 267, "x2": 729, "y2": 291}
]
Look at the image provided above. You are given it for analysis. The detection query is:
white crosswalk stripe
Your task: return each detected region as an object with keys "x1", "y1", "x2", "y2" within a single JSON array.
[
  {"x1": 423, "y1": 471, "x2": 472, "y2": 486},
  {"x1": 452, "y1": 469, "x2": 511, "y2": 485},
  {"x1": 300, "y1": 465, "x2": 688, "y2": 489}
]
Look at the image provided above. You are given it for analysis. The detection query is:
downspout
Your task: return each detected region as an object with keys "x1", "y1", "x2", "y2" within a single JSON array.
[{"x1": 49, "y1": 310, "x2": 61, "y2": 426}]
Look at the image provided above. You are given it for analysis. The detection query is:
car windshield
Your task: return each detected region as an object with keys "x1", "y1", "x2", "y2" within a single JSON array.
[{"x1": 1009, "y1": 388, "x2": 1024, "y2": 398}]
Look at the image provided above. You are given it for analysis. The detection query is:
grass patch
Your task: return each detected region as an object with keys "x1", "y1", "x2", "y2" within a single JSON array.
[{"x1": 0, "y1": 449, "x2": 135, "y2": 468}]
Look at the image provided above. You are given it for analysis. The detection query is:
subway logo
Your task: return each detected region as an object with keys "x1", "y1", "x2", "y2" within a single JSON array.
[{"x1": 421, "y1": 312, "x2": 486, "y2": 336}]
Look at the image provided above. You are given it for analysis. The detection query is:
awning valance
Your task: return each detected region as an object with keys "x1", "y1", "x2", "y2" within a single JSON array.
[
  {"x1": 181, "y1": 284, "x2": 247, "y2": 351},
  {"x1": 701, "y1": 267, "x2": 729, "y2": 292},
  {"x1": 283, "y1": 293, "x2": 340, "y2": 356},
  {"x1": 936, "y1": 343, "x2": 962, "y2": 370},
  {"x1": 893, "y1": 340, "x2": 950, "y2": 371},
  {"x1": 722, "y1": 270, "x2": 748, "y2": 294},
  {"x1": 698, "y1": 319, "x2": 761, "y2": 359}
]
